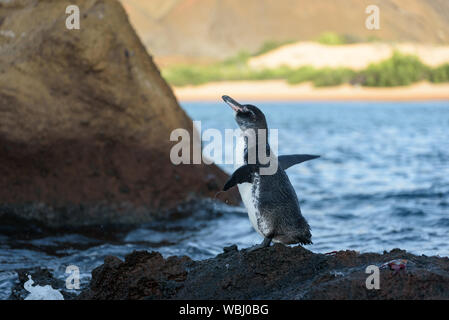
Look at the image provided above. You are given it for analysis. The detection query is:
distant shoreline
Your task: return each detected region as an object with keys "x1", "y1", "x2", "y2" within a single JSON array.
[{"x1": 173, "y1": 80, "x2": 449, "y2": 102}]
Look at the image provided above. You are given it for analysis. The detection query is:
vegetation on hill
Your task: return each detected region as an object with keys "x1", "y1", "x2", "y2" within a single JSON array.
[
  {"x1": 316, "y1": 32, "x2": 380, "y2": 45},
  {"x1": 253, "y1": 40, "x2": 296, "y2": 55},
  {"x1": 430, "y1": 64, "x2": 449, "y2": 83},
  {"x1": 162, "y1": 49, "x2": 449, "y2": 88},
  {"x1": 361, "y1": 52, "x2": 429, "y2": 87},
  {"x1": 317, "y1": 32, "x2": 348, "y2": 45}
]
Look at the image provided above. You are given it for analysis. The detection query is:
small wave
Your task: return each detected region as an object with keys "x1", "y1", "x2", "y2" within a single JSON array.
[
  {"x1": 382, "y1": 188, "x2": 449, "y2": 201},
  {"x1": 383, "y1": 227, "x2": 414, "y2": 235},
  {"x1": 434, "y1": 218, "x2": 449, "y2": 227},
  {"x1": 439, "y1": 201, "x2": 449, "y2": 208},
  {"x1": 328, "y1": 213, "x2": 358, "y2": 220},
  {"x1": 392, "y1": 207, "x2": 426, "y2": 217}
]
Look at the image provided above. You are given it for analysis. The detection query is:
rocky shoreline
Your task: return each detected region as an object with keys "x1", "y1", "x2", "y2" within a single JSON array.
[
  {"x1": 76, "y1": 245, "x2": 449, "y2": 300},
  {"x1": 7, "y1": 243, "x2": 449, "y2": 300}
]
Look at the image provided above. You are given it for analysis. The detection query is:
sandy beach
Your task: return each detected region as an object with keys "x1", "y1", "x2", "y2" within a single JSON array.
[
  {"x1": 173, "y1": 80, "x2": 449, "y2": 101},
  {"x1": 249, "y1": 42, "x2": 449, "y2": 70}
]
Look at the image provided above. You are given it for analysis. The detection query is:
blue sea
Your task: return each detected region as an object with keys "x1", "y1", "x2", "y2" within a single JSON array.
[
  {"x1": 1, "y1": 101, "x2": 449, "y2": 299},
  {"x1": 184, "y1": 101, "x2": 449, "y2": 256}
]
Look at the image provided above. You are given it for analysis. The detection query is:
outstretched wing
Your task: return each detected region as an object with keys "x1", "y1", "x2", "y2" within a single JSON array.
[
  {"x1": 278, "y1": 154, "x2": 320, "y2": 170},
  {"x1": 223, "y1": 164, "x2": 258, "y2": 191}
]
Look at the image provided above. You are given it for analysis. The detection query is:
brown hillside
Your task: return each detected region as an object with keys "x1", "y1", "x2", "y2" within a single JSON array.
[{"x1": 120, "y1": 0, "x2": 449, "y2": 59}]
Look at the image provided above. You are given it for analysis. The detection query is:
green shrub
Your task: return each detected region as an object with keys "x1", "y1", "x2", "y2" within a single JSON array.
[
  {"x1": 222, "y1": 50, "x2": 252, "y2": 66},
  {"x1": 361, "y1": 52, "x2": 429, "y2": 87},
  {"x1": 161, "y1": 65, "x2": 209, "y2": 86},
  {"x1": 286, "y1": 67, "x2": 355, "y2": 86},
  {"x1": 162, "y1": 63, "x2": 292, "y2": 86},
  {"x1": 341, "y1": 34, "x2": 363, "y2": 44},
  {"x1": 429, "y1": 64, "x2": 449, "y2": 83},
  {"x1": 366, "y1": 35, "x2": 381, "y2": 43},
  {"x1": 253, "y1": 40, "x2": 294, "y2": 56},
  {"x1": 312, "y1": 68, "x2": 356, "y2": 87},
  {"x1": 317, "y1": 32, "x2": 347, "y2": 45},
  {"x1": 286, "y1": 66, "x2": 317, "y2": 84}
]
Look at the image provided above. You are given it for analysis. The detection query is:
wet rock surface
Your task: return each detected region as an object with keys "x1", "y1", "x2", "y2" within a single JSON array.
[
  {"x1": 79, "y1": 245, "x2": 449, "y2": 300},
  {"x1": 0, "y1": 0, "x2": 238, "y2": 230}
]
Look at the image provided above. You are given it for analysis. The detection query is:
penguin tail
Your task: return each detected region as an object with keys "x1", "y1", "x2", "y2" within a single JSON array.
[
  {"x1": 297, "y1": 229, "x2": 313, "y2": 245},
  {"x1": 279, "y1": 233, "x2": 312, "y2": 245},
  {"x1": 297, "y1": 236, "x2": 313, "y2": 245}
]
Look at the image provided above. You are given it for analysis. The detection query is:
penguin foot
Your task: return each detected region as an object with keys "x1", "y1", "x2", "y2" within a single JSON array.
[{"x1": 247, "y1": 237, "x2": 272, "y2": 252}]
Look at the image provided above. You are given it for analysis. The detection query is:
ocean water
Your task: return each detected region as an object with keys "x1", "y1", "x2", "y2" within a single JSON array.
[
  {"x1": 1, "y1": 101, "x2": 449, "y2": 299},
  {"x1": 184, "y1": 101, "x2": 449, "y2": 255}
]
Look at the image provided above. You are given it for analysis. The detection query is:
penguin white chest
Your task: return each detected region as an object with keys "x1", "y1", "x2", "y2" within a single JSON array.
[
  {"x1": 235, "y1": 133, "x2": 263, "y2": 236},
  {"x1": 238, "y1": 176, "x2": 263, "y2": 237}
]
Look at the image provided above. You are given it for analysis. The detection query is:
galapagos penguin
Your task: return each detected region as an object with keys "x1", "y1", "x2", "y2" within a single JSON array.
[{"x1": 222, "y1": 95, "x2": 319, "y2": 251}]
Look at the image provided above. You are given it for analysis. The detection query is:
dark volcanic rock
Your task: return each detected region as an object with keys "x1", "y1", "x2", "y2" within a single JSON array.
[
  {"x1": 0, "y1": 0, "x2": 238, "y2": 229},
  {"x1": 79, "y1": 252, "x2": 192, "y2": 300},
  {"x1": 79, "y1": 246, "x2": 449, "y2": 300}
]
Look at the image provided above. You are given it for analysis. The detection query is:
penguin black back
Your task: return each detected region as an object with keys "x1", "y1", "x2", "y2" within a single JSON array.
[{"x1": 222, "y1": 95, "x2": 319, "y2": 250}]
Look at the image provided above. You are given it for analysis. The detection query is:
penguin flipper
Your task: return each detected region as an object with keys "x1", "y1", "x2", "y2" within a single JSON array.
[
  {"x1": 223, "y1": 164, "x2": 258, "y2": 191},
  {"x1": 278, "y1": 154, "x2": 320, "y2": 170}
]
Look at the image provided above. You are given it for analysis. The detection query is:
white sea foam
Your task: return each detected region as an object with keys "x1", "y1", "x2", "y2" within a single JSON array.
[{"x1": 24, "y1": 275, "x2": 64, "y2": 300}]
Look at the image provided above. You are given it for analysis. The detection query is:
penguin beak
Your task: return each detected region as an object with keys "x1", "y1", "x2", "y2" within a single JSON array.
[{"x1": 222, "y1": 95, "x2": 244, "y2": 113}]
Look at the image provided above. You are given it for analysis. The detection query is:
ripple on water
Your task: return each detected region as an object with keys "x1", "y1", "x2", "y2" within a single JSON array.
[{"x1": 392, "y1": 207, "x2": 427, "y2": 217}]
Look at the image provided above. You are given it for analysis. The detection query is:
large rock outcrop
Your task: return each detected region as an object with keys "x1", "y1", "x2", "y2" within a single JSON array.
[
  {"x1": 0, "y1": 0, "x2": 237, "y2": 229},
  {"x1": 79, "y1": 246, "x2": 449, "y2": 300}
]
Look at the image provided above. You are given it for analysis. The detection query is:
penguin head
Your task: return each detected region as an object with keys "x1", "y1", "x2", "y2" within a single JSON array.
[{"x1": 222, "y1": 95, "x2": 267, "y2": 131}]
